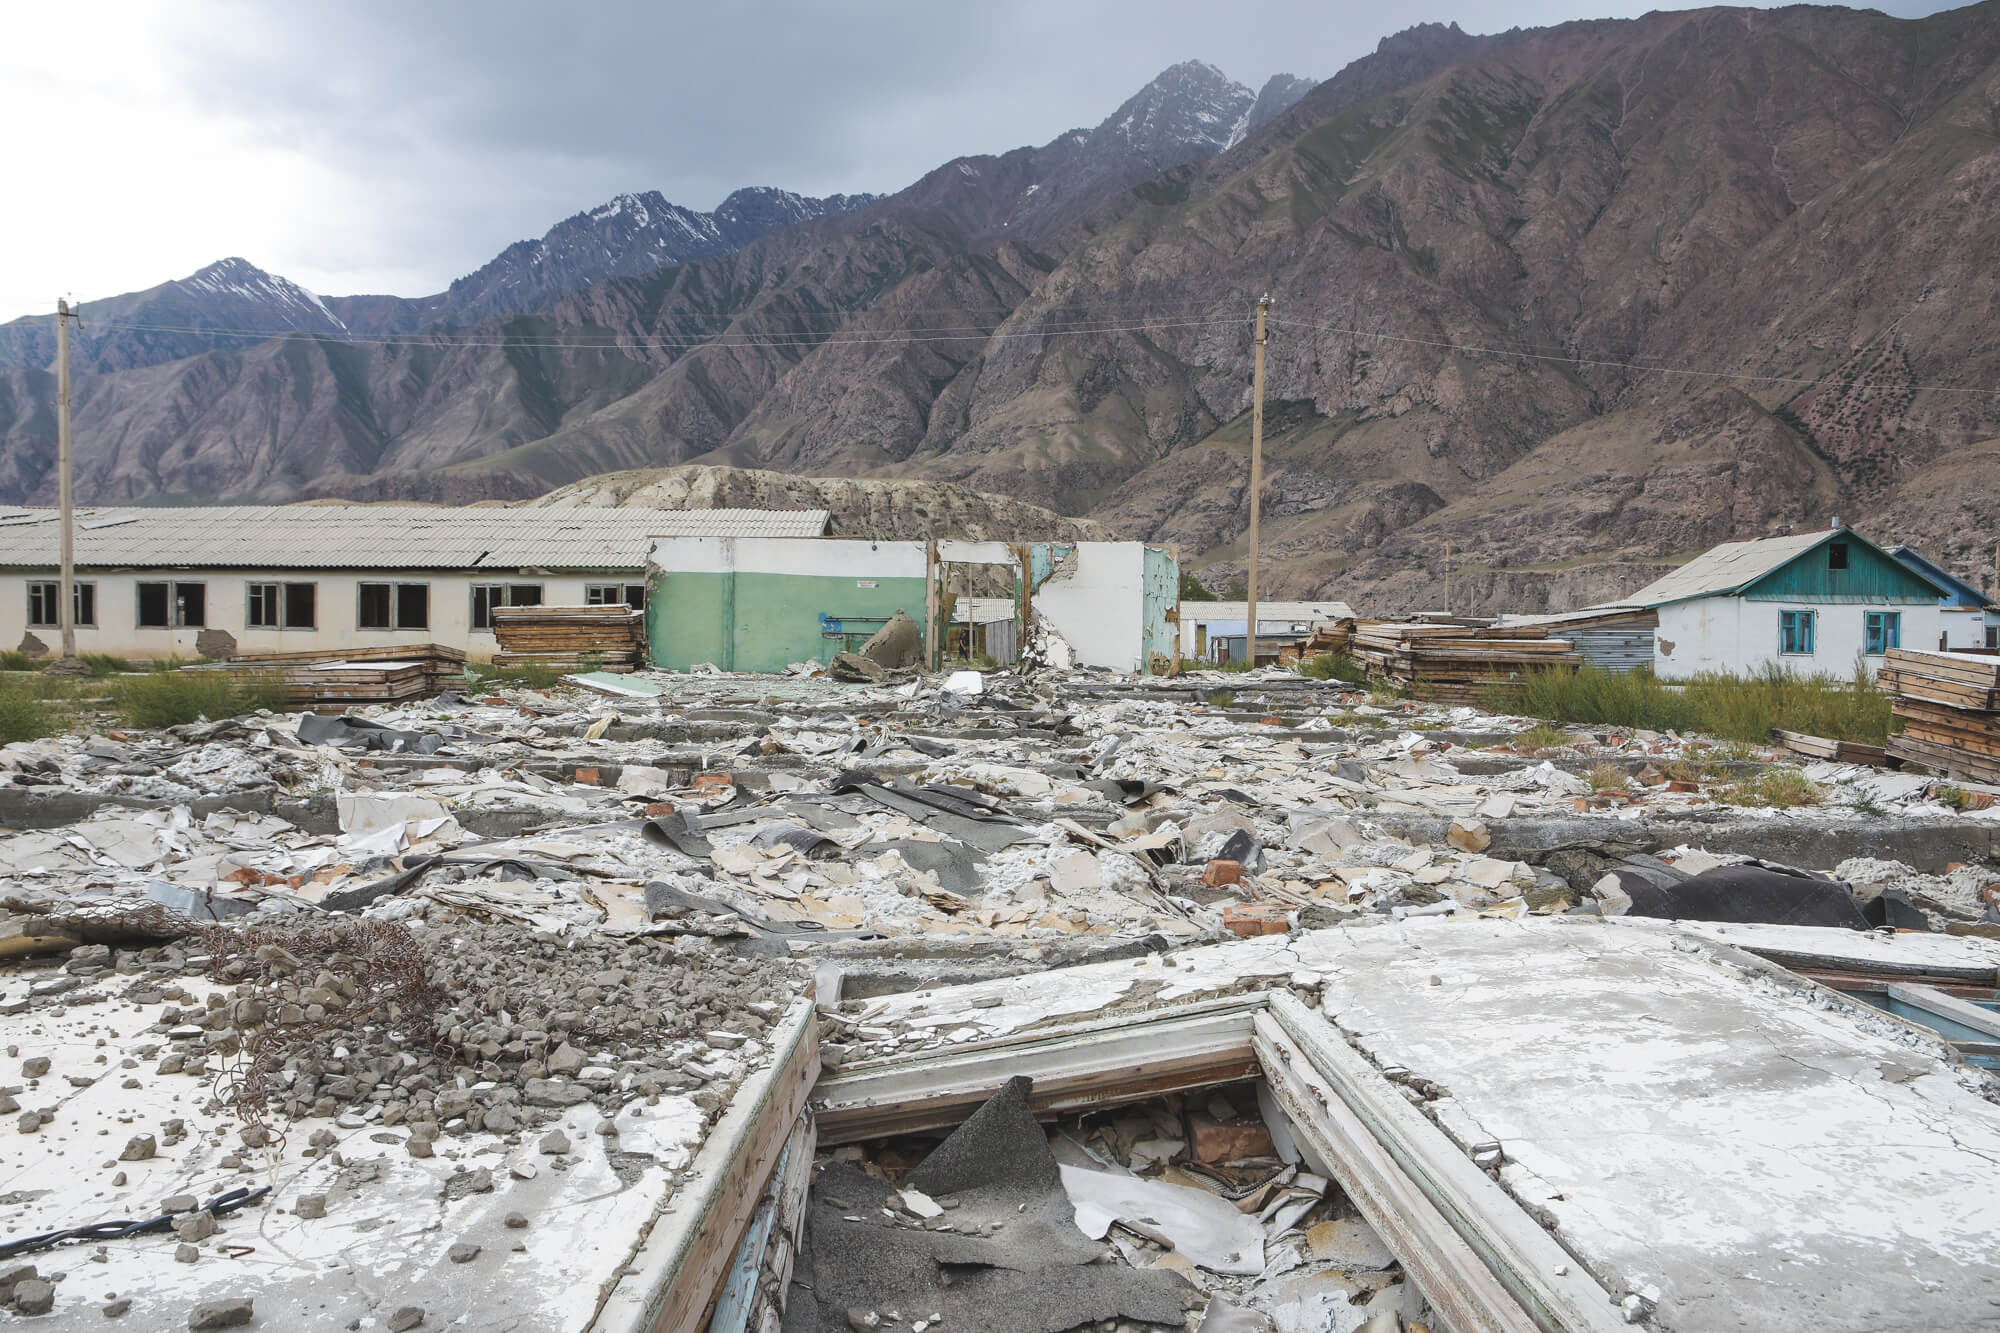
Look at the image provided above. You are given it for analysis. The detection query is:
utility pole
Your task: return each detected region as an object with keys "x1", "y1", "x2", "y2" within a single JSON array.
[
  {"x1": 50, "y1": 298, "x2": 84, "y2": 674},
  {"x1": 1444, "y1": 540, "x2": 1452, "y2": 617},
  {"x1": 1245, "y1": 294, "x2": 1270, "y2": 670}
]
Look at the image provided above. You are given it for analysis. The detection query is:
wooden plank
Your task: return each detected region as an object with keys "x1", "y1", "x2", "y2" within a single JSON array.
[
  {"x1": 1887, "y1": 984, "x2": 2000, "y2": 1042},
  {"x1": 1261, "y1": 994, "x2": 1630, "y2": 1333},
  {"x1": 813, "y1": 996, "x2": 1263, "y2": 1144},
  {"x1": 705, "y1": 1114, "x2": 814, "y2": 1333},
  {"x1": 587, "y1": 1000, "x2": 819, "y2": 1333}
]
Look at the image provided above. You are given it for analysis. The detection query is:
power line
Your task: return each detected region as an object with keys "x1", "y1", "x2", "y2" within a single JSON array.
[
  {"x1": 1266, "y1": 314, "x2": 2000, "y2": 400},
  {"x1": 86, "y1": 313, "x2": 1247, "y2": 351}
]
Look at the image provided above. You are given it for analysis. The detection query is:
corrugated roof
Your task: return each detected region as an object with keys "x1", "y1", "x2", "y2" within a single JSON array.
[
  {"x1": 0, "y1": 506, "x2": 832, "y2": 571},
  {"x1": 1181, "y1": 600, "x2": 1357, "y2": 623},
  {"x1": 1621, "y1": 531, "x2": 1842, "y2": 607}
]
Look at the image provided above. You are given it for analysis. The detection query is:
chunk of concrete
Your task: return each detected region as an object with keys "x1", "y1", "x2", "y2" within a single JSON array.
[{"x1": 187, "y1": 1298, "x2": 253, "y2": 1329}]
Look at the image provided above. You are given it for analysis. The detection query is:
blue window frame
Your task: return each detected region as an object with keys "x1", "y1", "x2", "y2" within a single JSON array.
[
  {"x1": 1864, "y1": 611, "x2": 1901, "y2": 656},
  {"x1": 1779, "y1": 609, "x2": 1815, "y2": 655}
]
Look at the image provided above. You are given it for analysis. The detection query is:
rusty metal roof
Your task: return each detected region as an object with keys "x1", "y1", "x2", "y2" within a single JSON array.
[{"x1": 0, "y1": 505, "x2": 832, "y2": 571}]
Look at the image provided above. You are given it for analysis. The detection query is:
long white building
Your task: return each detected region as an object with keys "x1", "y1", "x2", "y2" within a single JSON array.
[{"x1": 0, "y1": 505, "x2": 828, "y2": 662}]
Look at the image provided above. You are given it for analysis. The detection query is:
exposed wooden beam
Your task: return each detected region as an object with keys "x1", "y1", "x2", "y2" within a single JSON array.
[{"x1": 587, "y1": 1000, "x2": 820, "y2": 1333}]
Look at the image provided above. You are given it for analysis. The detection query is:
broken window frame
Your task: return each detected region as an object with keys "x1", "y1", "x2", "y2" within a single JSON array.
[
  {"x1": 585, "y1": 582, "x2": 647, "y2": 610},
  {"x1": 358, "y1": 581, "x2": 430, "y2": 631},
  {"x1": 470, "y1": 582, "x2": 544, "y2": 631},
  {"x1": 1828, "y1": 542, "x2": 1850, "y2": 570},
  {"x1": 1778, "y1": 608, "x2": 1815, "y2": 656},
  {"x1": 1864, "y1": 610, "x2": 1901, "y2": 656},
  {"x1": 26, "y1": 581, "x2": 93, "y2": 628},
  {"x1": 138, "y1": 580, "x2": 205, "y2": 628}
]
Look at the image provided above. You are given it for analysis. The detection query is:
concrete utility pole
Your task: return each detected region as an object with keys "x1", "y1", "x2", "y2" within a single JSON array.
[
  {"x1": 49, "y1": 298, "x2": 84, "y2": 674},
  {"x1": 1245, "y1": 294, "x2": 1271, "y2": 670}
]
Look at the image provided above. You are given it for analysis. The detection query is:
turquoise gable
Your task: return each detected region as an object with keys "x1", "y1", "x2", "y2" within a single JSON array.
[{"x1": 1741, "y1": 536, "x2": 1945, "y2": 604}]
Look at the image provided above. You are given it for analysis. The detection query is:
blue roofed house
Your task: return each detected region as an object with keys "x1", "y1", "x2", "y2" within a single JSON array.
[
  {"x1": 1618, "y1": 524, "x2": 1954, "y2": 680},
  {"x1": 1887, "y1": 544, "x2": 1999, "y2": 652}
]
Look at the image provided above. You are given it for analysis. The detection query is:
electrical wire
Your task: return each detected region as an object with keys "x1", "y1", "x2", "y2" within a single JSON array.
[{"x1": 1265, "y1": 314, "x2": 2000, "y2": 399}]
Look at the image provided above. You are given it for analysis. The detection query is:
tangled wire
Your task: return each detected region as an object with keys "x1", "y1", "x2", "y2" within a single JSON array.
[{"x1": 195, "y1": 918, "x2": 444, "y2": 1139}]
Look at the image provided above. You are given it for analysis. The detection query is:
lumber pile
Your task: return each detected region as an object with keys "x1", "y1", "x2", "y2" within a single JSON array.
[
  {"x1": 225, "y1": 643, "x2": 466, "y2": 695},
  {"x1": 188, "y1": 643, "x2": 467, "y2": 708},
  {"x1": 1279, "y1": 619, "x2": 1355, "y2": 665},
  {"x1": 1772, "y1": 729, "x2": 1889, "y2": 767},
  {"x1": 492, "y1": 605, "x2": 645, "y2": 672},
  {"x1": 1881, "y1": 649, "x2": 2000, "y2": 783},
  {"x1": 1346, "y1": 621, "x2": 1578, "y2": 705}
]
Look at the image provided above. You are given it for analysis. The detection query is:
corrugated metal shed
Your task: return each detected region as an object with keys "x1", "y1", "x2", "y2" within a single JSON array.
[{"x1": 0, "y1": 506, "x2": 832, "y2": 571}]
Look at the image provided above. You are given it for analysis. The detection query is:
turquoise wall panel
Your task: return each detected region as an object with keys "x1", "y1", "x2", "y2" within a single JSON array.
[
  {"x1": 648, "y1": 569, "x2": 928, "y2": 672},
  {"x1": 1742, "y1": 538, "x2": 1944, "y2": 604},
  {"x1": 1142, "y1": 546, "x2": 1180, "y2": 672}
]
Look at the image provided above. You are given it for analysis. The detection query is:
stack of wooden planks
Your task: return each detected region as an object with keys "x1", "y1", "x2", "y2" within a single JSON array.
[
  {"x1": 1278, "y1": 619, "x2": 1355, "y2": 665},
  {"x1": 1880, "y1": 649, "x2": 2000, "y2": 782},
  {"x1": 1347, "y1": 621, "x2": 1578, "y2": 704},
  {"x1": 188, "y1": 644, "x2": 467, "y2": 709},
  {"x1": 491, "y1": 606, "x2": 645, "y2": 672}
]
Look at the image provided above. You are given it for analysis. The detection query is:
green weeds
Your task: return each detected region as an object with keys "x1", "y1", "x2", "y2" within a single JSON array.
[{"x1": 1485, "y1": 663, "x2": 1894, "y2": 746}]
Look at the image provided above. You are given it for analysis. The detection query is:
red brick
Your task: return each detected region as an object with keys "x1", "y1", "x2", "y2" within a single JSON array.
[
  {"x1": 1666, "y1": 780, "x2": 1700, "y2": 793},
  {"x1": 645, "y1": 803, "x2": 676, "y2": 818},
  {"x1": 1965, "y1": 791, "x2": 1997, "y2": 811},
  {"x1": 573, "y1": 767, "x2": 600, "y2": 786},
  {"x1": 1222, "y1": 903, "x2": 1289, "y2": 938},
  {"x1": 692, "y1": 772, "x2": 735, "y2": 794},
  {"x1": 1201, "y1": 859, "x2": 1243, "y2": 887},
  {"x1": 1186, "y1": 1111, "x2": 1277, "y2": 1165}
]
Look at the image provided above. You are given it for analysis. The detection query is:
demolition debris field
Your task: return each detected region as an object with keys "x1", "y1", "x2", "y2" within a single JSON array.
[{"x1": 5, "y1": 662, "x2": 2000, "y2": 1328}]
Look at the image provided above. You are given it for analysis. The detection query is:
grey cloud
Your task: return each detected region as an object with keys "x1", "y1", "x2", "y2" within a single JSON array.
[{"x1": 158, "y1": 0, "x2": 1969, "y2": 298}]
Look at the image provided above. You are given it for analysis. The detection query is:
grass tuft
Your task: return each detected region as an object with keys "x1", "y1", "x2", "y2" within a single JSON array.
[
  {"x1": 1486, "y1": 662, "x2": 1894, "y2": 746},
  {"x1": 1297, "y1": 652, "x2": 1366, "y2": 683},
  {"x1": 1512, "y1": 723, "x2": 1573, "y2": 752},
  {"x1": 0, "y1": 650, "x2": 34, "y2": 671},
  {"x1": 110, "y1": 672, "x2": 290, "y2": 729},
  {"x1": 1718, "y1": 767, "x2": 1824, "y2": 808}
]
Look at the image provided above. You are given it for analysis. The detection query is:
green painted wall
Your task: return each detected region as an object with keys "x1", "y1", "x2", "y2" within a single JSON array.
[
  {"x1": 1742, "y1": 537, "x2": 1943, "y2": 604},
  {"x1": 647, "y1": 569, "x2": 929, "y2": 672}
]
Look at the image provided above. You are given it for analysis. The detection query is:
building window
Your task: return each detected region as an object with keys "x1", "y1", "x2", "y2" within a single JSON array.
[
  {"x1": 1828, "y1": 543, "x2": 1849, "y2": 570},
  {"x1": 585, "y1": 583, "x2": 646, "y2": 610},
  {"x1": 137, "y1": 581, "x2": 204, "y2": 628},
  {"x1": 359, "y1": 582, "x2": 428, "y2": 630},
  {"x1": 471, "y1": 583, "x2": 545, "y2": 630},
  {"x1": 26, "y1": 581, "x2": 94, "y2": 628},
  {"x1": 1779, "y1": 609, "x2": 1815, "y2": 655},
  {"x1": 1864, "y1": 611, "x2": 1901, "y2": 656},
  {"x1": 1988, "y1": 625, "x2": 1999, "y2": 651},
  {"x1": 248, "y1": 582, "x2": 317, "y2": 629}
]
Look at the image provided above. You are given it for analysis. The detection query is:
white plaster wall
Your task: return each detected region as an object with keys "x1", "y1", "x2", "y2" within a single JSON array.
[
  {"x1": 1941, "y1": 607, "x2": 1989, "y2": 652},
  {"x1": 647, "y1": 538, "x2": 925, "y2": 579},
  {"x1": 0, "y1": 570, "x2": 638, "y2": 662},
  {"x1": 1655, "y1": 597, "x2": 1941, "y2": 680},
  {"x1": 1037, "y1": 542, "x2": 1146, "y2": 672}
]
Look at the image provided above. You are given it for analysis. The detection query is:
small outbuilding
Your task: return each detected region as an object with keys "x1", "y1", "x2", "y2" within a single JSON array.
[{"x1": 1887, "y1": 544, "x2": 2000, "y2": 652}]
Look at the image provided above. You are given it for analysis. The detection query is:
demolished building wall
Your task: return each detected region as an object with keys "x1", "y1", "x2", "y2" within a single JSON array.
[{"x1": 645, "y1": 538, "x2": 930, "y2": 672}]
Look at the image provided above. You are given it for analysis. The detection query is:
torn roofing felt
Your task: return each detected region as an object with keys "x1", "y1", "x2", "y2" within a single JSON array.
[{"x1": 785, "y1": 1077, "x2": 1189, "y2": 1333}]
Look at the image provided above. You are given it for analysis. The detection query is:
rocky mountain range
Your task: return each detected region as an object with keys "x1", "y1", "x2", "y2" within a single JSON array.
[{"x1": 1, "y1": 7, "x2": 1997, "y2": 618}]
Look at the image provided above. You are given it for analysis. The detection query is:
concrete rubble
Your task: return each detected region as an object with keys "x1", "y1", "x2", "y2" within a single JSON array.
[{"x1": 4, "y1": 660, "x2": 2000, "y2": 1328}]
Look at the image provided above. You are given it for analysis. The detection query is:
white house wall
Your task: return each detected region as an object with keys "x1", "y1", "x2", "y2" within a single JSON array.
[
  {"x1": 1655, "y1": 596, "x2": 1942, "y2": 680},
  {"x1": 1035, "y1": 543, "x2": 1150, "y2": 673},
  {"x1": 1, "y1": 570, "x2": 644, "y2": 663}
]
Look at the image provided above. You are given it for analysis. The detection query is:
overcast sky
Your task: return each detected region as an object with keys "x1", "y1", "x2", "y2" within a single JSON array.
[{"x1": 0, "y1": 0, "x2": 1968, "y2": 322}]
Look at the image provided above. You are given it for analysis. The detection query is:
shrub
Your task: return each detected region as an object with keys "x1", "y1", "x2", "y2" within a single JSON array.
[
  {"x1": 1297, "y1": 652, "x2": 1366, "y2": 683},
  {"x1": 0, "y1": 680, "x2": 62, "y2": 743},
  {"x1": 81, "y1": 653, "x2": 136, "y2": 676},
  {"x1": 110, "y1": 671, "x2": 289, "y2": 729}
]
